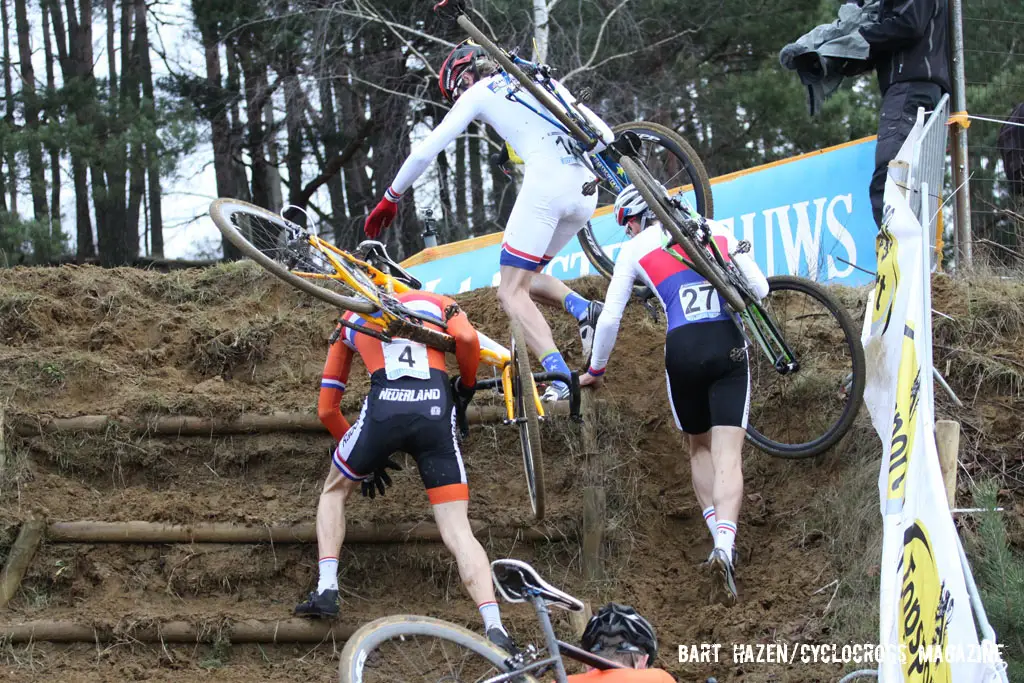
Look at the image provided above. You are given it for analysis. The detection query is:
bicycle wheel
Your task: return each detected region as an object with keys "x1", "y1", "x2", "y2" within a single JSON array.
[
  {"x1": 338, "y1": 614, "x2": 539, "y2": 683},
  {"x1": 579, "y1": 121, "x2": 713, "y2": 282},
  {"x1": 618, "y1": 156, "x2": 746, "y2": 312},
  {"x1": 744, "y1": 276, "x2": 865, "y2": 459},
  {"x1": 510, "y1": 321, "x2": 545, "y2": 521},
  {"x1": 210, "y1": 198, "x2": 377, "y2": 314}
]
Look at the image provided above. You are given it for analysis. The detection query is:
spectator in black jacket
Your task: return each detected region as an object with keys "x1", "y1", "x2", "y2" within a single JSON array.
[{"x1": 860, "y1": 0, "x2": 950, "y2": 229}]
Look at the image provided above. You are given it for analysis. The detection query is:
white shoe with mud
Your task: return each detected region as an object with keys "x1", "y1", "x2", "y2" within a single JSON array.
[{"x1": 708, "y1": 548, "x2": 738, "y2": 607}]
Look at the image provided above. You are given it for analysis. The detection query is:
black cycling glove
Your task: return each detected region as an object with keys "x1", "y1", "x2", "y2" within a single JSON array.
[
  {"x1": 361, "y1": 456, "x2": 402, "y2": 499},
  {"x1": 451, "y1": 376, "x2": 476, "y2": 439}
]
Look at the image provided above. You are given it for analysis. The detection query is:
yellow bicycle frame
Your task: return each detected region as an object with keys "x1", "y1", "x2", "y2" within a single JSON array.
[{"x1": 295, "y1": 234, "x2": 545, "y2": 423}]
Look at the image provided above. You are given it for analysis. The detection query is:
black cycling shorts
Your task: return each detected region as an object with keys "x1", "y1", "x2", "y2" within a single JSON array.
[
  {"x1": 664, "y1": 320, "x2": 749, "y2": 434},
  {"x1": 332, "y1": 369, "x2": 468, "y2": 504}
]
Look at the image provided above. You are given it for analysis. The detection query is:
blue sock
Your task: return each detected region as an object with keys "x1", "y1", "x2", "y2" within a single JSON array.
[
  {"x1": 562, "y1": 291, "x2": 590, "y2": 321},
  {"x1": 541, "y1": 350, "x2": 571, "y2": 392}
]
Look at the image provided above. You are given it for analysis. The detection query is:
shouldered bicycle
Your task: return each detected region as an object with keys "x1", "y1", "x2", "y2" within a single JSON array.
[
  {"x1": 433, "y1": 0, "x2": 865, "y2": 456},
  {"x1": 210, "y1": 199, "x2": 579, "y2": 521}
]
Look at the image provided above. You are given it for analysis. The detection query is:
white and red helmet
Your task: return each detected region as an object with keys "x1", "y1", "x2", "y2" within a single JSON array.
[
  {"x1": 438, "y1": 40, "x2": 494, "y2": 103},
  {"x1": 613, "y1": 184, "x2": 651, "y2": 227}
]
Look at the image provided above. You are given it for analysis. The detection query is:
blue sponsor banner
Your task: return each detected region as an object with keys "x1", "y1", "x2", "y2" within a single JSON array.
[{"x1": 406, "y1": 138, "x2": 877, "y2": 294}]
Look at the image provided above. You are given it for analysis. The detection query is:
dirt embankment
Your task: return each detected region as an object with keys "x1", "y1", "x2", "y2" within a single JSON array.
[{"x1": 0, "y1": 265, "x2": 1020, "y2": 683}]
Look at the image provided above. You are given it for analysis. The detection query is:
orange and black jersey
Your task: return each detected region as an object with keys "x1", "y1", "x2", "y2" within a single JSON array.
[{"x1": 317, "y1": 291, "x2": 481, "y2": 442}]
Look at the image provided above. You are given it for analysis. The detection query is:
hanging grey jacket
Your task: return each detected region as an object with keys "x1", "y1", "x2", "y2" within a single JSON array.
[{"x1": 779, "y1": 1, "x2": 880, "y2": 116}]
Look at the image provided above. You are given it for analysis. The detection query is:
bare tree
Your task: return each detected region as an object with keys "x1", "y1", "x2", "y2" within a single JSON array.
[
  {"x1": 48, "y1": 0, "x2": 94, "y2": 259},
  {"x1": 0, "y1": 0, "x2": 12, "y2": 213},
  {"x1": 41, "y1": 0, "x2": 60, "y2": 233},
  {"x1": 14, "y1": 0, "x2": 49, "y2": 222},
  {"x1": 136, "y1": 0, "x2": 162, "y2": 256}
]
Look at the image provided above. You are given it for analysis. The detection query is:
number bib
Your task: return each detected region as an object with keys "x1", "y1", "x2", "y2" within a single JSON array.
[
  {"x1": 382, "y1": 339, "x2": 430, "y2": 380},
  {"x1": 678, "y1": 282, "x2": 722, "y2": 321}
]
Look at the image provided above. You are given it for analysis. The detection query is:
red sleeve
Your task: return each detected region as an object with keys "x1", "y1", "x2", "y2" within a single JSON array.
[
  {"x1": 318, "y1": 328, "x2": 354, "y2": 442},
  {"x1": 442, "y1": 296, "x2": 480, "y2": 388}
]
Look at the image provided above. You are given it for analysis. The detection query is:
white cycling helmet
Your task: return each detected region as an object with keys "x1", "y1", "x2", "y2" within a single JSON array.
[{"x1": 613, "y1": 184, "x2": 651, "y2": 229}]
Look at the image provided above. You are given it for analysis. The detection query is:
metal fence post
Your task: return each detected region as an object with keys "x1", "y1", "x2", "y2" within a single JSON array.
[{"x1": 948, "y1": 0, "x2": 973, "y2": 269}]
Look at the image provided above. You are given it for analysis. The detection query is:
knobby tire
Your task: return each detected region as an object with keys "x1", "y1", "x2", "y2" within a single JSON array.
[
  {"x1": 510, "y1": 321, "x2": 545, "y2": 521},
  {"x1": 210, "y1": 198, "x2": 377, "y2": 315}
]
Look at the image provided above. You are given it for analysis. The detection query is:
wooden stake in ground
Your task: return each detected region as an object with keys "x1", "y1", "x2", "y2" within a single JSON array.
[
  {"x1": 11, "y1": 403, "x2": 572, "y2": 437},
  {"x1": 2, "y1": 618, "x2": 356, "y2": 643},
  {"x1": 45, "y1": 520, "x2": 566, "y2": 544},
  {"x1": 935, "y1": 419, "x2": 961, "y2": 507},
  {"x1": 580, "y1": 387, "x2": 605, "y2": 581},
  {"x1": 0, "y1": 516, "x2": 46, "y2": 609},
  {"x1": 0, "y1": 406, "x2": 6, "y2": 474}
]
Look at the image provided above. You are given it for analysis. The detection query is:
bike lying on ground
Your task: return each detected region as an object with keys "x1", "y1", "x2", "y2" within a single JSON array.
[
  {"x1": 337, "y1": 559, "x2": 635, "y2": 682},
  {"x1": 209, "y1": 199, "x2": 579, "y2": 521},
  {"x1": 435, "y1": 0, "x2": 864, "y2": 458}
]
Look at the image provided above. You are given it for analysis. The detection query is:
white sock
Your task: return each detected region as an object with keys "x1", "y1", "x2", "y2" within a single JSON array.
[
  {"x1": 715, "y1": 520, "x2": 737, "y2": 556},
  {"x1": 317, "y1": 557, "x2": 339, "y2": 593},
  {"x1": 702, "y1": 506, "x2": 717, "y2": 538},
  {"x1": 478, "y1": 601, "x2": 503, "y2": 632}
]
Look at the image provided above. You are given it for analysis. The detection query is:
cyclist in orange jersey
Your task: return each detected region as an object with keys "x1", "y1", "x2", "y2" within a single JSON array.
[
  {"x1": 294, "y1": 290, "x2": 516, "y2": 651},
  {"x1": 569, "y1": 604, "x2": 675, "y2": 681}
]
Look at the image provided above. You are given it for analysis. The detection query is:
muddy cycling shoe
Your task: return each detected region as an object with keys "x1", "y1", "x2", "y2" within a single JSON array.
[
  {"x1": 486, "y1": 626, "x2": 521, "y2": 656},
  {"x1": 541, "y1": 382, "x2": 571, "y2": 403},
  {"x1": 707, "y1": 548, "x2": 738, "y2": 607},
  {"x1": 577, "y1": 301, "x2": 603, "y2": 361},
  {"x1": 294, "y1": 589, "x2": 340, "y2": 618}
]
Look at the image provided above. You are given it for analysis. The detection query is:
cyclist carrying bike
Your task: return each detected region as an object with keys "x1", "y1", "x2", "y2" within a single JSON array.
[
  {"x1": 363, "y1": 40, "x2": 614, "y2": 401},
  {"x1": 572, "y1": 603, "x2": 674, "y2": 681},
  {"x1": 294, "y1": 289, "x2": 516, "y2": 651},
  {"x1": 578, "y1": 185, "x2": 769, "y2": 606}
]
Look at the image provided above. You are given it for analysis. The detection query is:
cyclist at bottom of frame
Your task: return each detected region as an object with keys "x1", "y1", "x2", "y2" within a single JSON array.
[
  {"x1": 578, "y1": 185, "x2": 769, "y2": 607},
  {"x1": 294, "y1": 288, "x2": 516, "y2": 652},
  {"x1": 569, "y1": 603, "x2": 674, "y2": 681}
]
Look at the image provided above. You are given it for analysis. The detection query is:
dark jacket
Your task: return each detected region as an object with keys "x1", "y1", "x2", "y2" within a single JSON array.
[
  {"x1": 859, "y1": 0, "x2": 951, "y2": 95},
  {"x1": 779, "y1": 1, "x2": 879, "y2": 116}
]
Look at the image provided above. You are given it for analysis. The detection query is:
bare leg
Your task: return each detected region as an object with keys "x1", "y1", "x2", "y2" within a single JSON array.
[
  {"x1": 497, "y1": 265, "x2": 558, "y2": 358},
  {"x1": 316, "y1": 465, "x2": 360, "y2": 563},
  {"x1": 529, "y1": 272, "x2": 574, "y2": 309},
  {"x1": 709, "y1": 425, "x2": 745, "y2": 524},
  {"x1": 432, "y1": 500, "x2": 497, "y2": 607},
  {"x1": 687, "y1": 431, "x2": 715, "y2": 512}
]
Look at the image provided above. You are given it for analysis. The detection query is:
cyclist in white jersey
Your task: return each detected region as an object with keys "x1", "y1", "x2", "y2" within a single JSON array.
[
  {"x1": 363, "y1": 41, "x2": 615, "y2": 401},
  {"x1": 579, "y1": 185, "x2": 769, "y2": 606}
]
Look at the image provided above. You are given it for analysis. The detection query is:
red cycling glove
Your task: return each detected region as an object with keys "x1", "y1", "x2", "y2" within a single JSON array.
[{"x1": 364, "y1": 191, "x2": 400, "y2": 239}]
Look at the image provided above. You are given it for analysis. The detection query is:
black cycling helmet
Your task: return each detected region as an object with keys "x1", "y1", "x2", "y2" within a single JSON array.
[
  {"x1": 438, "y1": 40, "x2": 495, "y2": 103},
  {"x1": 581, "y1": 603, "x2": 658, "y2": 662}
]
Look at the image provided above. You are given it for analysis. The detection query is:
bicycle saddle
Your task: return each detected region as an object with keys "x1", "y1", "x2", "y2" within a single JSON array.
[
  {"x1": 357, "y1": 240, "x2": 422, "y2": 290},
  {"x1": 491, "y1": 559, "x2": 584, "y2": 612}
]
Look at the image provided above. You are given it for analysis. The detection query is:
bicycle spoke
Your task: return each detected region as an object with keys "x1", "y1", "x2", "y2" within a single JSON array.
[
  {"x1": 354, "y1": 633, "x2": 508, "y2": 682},
  {"x1": 583, "y1": 122, "x2": 712, "y2": 281},
  {"x1": 745, "y1": 277, "x2": 863, "y2": 458}
]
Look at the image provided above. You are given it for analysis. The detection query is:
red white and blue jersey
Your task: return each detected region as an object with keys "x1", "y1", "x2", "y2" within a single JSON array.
[{"x1": 588, "y1": 223, "x2": 768, "y2": 376}]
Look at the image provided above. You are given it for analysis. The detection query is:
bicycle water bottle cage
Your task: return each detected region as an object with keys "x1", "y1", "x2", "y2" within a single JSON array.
[
  {"x1": 357, "y1": 240, "x2": 423, "y2": 290},
  {"x1": 491, "y1": 559, "x2": 584, "y2": 612}
]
